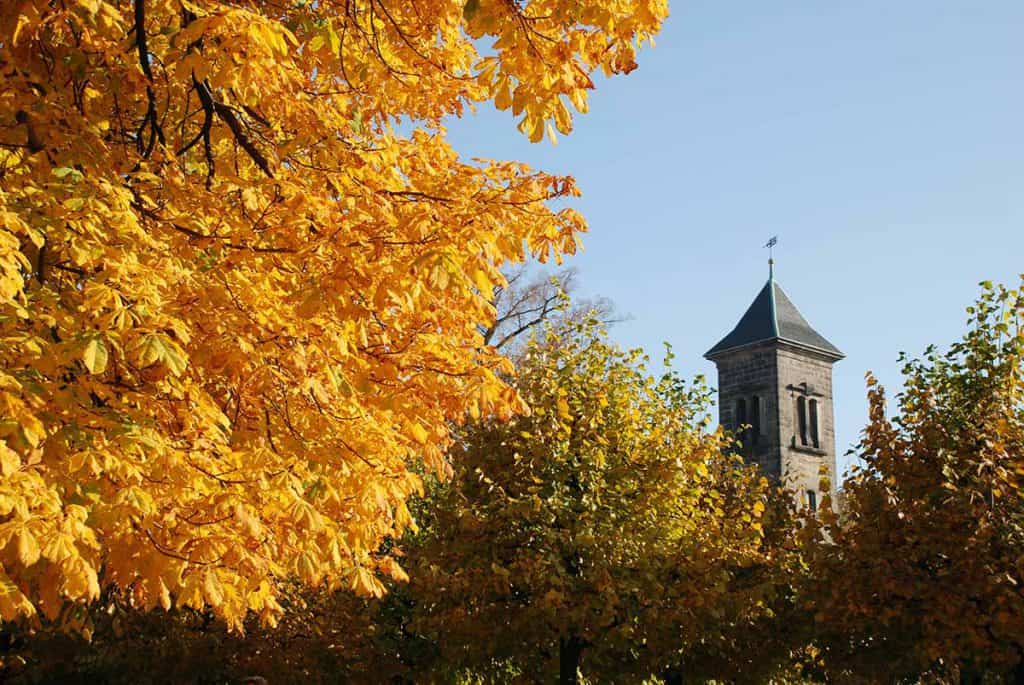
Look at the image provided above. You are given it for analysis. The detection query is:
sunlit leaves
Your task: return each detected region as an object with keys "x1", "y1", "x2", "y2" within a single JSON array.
[
  {"x1": 0, "y1": 571, "x2": 35, "y2": 621},
  {"x1": 0, "y1": 0, "x2": 661, "y2": 632}
]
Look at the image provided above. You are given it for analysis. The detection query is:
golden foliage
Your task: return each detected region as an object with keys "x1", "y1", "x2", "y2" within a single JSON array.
[{"x1": 0, "y1": 0, "x2": 665, "y2": 630}]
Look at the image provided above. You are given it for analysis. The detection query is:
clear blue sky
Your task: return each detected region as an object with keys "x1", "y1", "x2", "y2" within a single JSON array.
[{"x1": 443, "y1": 0, "x2": 1024, "y2": 478}]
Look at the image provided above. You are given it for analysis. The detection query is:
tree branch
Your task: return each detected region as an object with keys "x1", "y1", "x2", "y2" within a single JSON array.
[{"x1": 133, "y1": 0, "x2": 165, "y2": 157}]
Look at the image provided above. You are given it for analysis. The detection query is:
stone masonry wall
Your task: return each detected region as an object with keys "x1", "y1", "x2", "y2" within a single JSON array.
[
  {"x1": 774, "y1": 344, "x2": 838, "y2": 505},
  {"x1": 713, "y1": 344, "x2": 781, "y2": 479}
]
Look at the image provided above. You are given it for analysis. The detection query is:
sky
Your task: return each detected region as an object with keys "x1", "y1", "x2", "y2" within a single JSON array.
[{"x1": 442, "y1": 0, "x2": 1024, "y2": 477}]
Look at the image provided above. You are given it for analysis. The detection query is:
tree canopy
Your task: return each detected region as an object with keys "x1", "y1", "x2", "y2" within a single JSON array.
[
  {"x1": 4, "y1": 1, "x2": 1022, "y2": 681},
  {"x1": 0, "y1": 0, "x2": 666, "y2": 631},
  {"x1": 810, "y1": 279, "x2": 1024, "y2": 682},
  {"x1": 397, "y1": 319, "x2": 778, "y2": 683}
]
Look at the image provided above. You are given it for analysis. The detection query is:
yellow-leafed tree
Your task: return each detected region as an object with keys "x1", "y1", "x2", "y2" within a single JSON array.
[{"x1": 0, "y1": 0, "x2": 666, "y2": 631}]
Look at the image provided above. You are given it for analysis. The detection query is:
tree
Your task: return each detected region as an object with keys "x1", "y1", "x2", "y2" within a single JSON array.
[
  {"x1": 653, "y1": 484, "x2": 815, "y2": 685},
  {"x1": 810, "y1": 280, "x2": 1024, "y2": 682},
  {"x1": 0, "y1": 0, "x2": 667, "y2": 630},
  {"x1": 0, "y1": 583, "x2": 395, "y2": 684},
  {"x1": 397, "y1": 319, "x2": 773, "y2": 684},
  {"x1": 482, "y1": 265, "x2": 618, "y2": 352}
]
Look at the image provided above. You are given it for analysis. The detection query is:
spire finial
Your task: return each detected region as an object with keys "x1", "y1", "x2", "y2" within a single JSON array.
[{"x1": 764, "y1": 236, "x2": 778, "y2": 279}]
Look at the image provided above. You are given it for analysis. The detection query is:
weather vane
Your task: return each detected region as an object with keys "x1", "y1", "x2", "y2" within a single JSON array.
[{"x1": 765, "y1": 236, "x2": 778, "y2": 277}]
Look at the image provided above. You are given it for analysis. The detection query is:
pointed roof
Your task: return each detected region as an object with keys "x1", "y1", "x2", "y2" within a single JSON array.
[{"x1": 705, "y1": 275, "x2": 843, "y2": 361}]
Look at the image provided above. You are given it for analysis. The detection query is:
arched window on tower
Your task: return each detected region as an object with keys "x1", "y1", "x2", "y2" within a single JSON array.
[
  {"x1": 750, "y1": 395, "x2": 761, "y2": 445},
  {"x1": 809, "y1": 399, "x2": 820, "y2": 448},
  {"x1": 796, "y1": 396, "x2": 808, "y2": 446}
]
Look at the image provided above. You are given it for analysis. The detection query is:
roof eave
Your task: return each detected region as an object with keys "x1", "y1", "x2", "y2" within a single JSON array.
[
  {"x1": 704, "y1": 336, "x2": 844, "y2": 362},
  {"x1": 703, "y1": 336, "x2": 777, "y2": 361},
  {"x1": 777, "y1": 337, "x2": 845, "y2": 361}
]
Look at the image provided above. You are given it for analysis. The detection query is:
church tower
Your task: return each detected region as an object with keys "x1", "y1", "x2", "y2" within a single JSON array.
[{"x1": 704, "y1": 264, "x2": 843, "y2": 509}]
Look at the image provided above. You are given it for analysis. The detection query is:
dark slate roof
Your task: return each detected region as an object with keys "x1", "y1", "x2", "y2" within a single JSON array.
[{"x1": 704, "y1": 278, "x2": 843, "y2": 360}]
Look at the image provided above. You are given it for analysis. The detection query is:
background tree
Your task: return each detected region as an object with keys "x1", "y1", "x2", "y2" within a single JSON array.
[
  {"x1": 0, "y1": 583, "x2": 392, "y2": 683},
  {"x1": 810, "y1": 280, "x2": 1024, "y2": 683},
  {"x1": 392, "y1": 319, "x2": 772, "y2": 684},
  {"x1": 482, "y1": 265, "x2": 619, "y2": 352},
  {"x1": 653, "y1": 482, "x2": 815, "y2": 685},
  {"x1": 0, "y1": 0, "x2": 666, "y2": 629}
]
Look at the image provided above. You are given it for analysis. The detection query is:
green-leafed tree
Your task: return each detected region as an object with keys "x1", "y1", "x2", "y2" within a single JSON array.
[
  {"x1": 395, "y1": 319, "x2": 777, "y2": 684},
  {"x1": 656, "y1": 483, "x2": 816, "y2": 685}
]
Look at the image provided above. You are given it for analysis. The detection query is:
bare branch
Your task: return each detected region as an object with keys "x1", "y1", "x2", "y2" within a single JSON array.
[{"x1": 482, "y1": 265, "x2": 623, "y2": 353}]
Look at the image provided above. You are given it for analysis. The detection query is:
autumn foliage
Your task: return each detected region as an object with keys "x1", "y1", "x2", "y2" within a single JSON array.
[
  {"x1": 394, "y1": 320, "x2": 783, "y2": 681},
  {"x1": 810, "y1": 280, "x2": 1024, "y2": 682},
  {"x1": 0, "y1": 0, "x2": 667, "y2": 630},
  {"x1": 2, "y1": 0, "x2": 1022, "y2": 680}
]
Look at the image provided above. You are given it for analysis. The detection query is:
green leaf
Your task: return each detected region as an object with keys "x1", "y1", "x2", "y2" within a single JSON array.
[{"x1": 52, "y1": 167, "x2": 83, "y2": 182}]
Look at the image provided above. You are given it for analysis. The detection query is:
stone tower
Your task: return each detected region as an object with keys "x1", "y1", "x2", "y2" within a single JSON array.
[{"x1": 704, "y1": 266, "x2": 843, "y2": 509}]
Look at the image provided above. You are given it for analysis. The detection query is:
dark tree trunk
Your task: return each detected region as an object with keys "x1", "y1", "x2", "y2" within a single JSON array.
[
  {"x1": 662, "y1": 667, "x2": 684, "y2": 685},
  {"x1": 1011, "y1": 659, "x2": 1024, "y2": 685},
  {"x1": 559, "y1": 635, "x2": 583, "y2": 685},
  {"x1": 960, "y1": 668, "x2": 982, "y2": 685}
]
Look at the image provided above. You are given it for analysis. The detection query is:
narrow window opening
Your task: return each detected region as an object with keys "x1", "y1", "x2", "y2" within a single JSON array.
[
  {"x1": 750, "y1": 396, "x2": 761, "y2": 445},
  {"x1": 735, "y1": 398, "x2": 747, "y2": 439},
  {"x1": 797, "y1": 396, "x2": 808, "y2": 446},
  {"x1": 807, "y1": 490, "x2": 817, "y2": 512},
  {"x1": 809, "y1": 399, "x2": 820, "y2": 448}
]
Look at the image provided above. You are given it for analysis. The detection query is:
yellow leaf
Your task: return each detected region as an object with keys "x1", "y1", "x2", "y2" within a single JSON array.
[
  {"x1": 11, "y1": 15, "x2": 31, "y2": 46},
  {"x1": 296, "y1": 552, "x2": 321, "y2": 585},
  {"x1": 82, "y1": 337, "x2": 108, "y2": 375},
  {"x1": 495, "y1": 79, "x2": 512, "y2": 111},
  {"x1": 42, "y1": 532, "x2": 77, "y2": 563},
  {"x1": 557, "y1": 396, "x2": 571, "y2": 421},
  {"x1": 353, "y1": 566, "x2": 383, "y2": 598},
  {"x1": 15, "y1": 527, "x2": 40, "y2": 567},
  {"x1": 554, "y1": 99, "x2": 573, "y2": 134},
  {"x1": 472, "y1": 268, "x2": 492, "y2": 294},
  {"x1": 528, "y1": 116, "x2": 545, "y2": 143},
  {"x1": 62, "y1": 557, "x2": 100, "y2": 602},
  {"x1": 0, "y1": 443, "x2": 21, "y2": 477},
  {"x1": 546, "y1": 122, "x2": 558, "y2": 145},
  {"x1": 410, "y1": 422, "x2": 430, "y2": 445},
  {"x1": 203, "y1": 571, "x2": 224, "y2": 608},
  {"x1": 0, "y1": 571, "x2": 36, "y2": 620}
]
